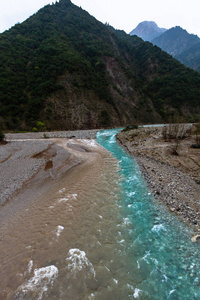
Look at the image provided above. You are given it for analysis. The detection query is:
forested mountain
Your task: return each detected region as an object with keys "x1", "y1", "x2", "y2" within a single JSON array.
[
  {"x1": 131, "y1": 23, "x2": 200, "y2": 73},
  {"x1": 152, "y1": 26, "x2": 200, "y2": 71},
  {"x1": 178, "y1": 41, "x2": 200, "y2": 72},
  {"x1": 130, "y1": 21, "x2": 167, "y2": 42},
  {"x1": 1, "y1": 0, "x2": 200, "y2": 131}
]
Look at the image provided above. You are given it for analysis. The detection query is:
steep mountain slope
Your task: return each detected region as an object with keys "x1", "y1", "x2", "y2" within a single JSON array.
[
  {"x1": 0, "y1": 0, "x2": 200, "y2": 131},
  {"x1": 131, "y1": 23, "x2": 200, "y2": 72},
  {"x1": 177, "y1": 41, "x2": 200, "y2": 72},
  {"x1": 152, "y1": 26, "x2": 200, "y2": 72},
  {"x1": 152, "y1": 26, "x2": 200, "y2": 57},
  {"x1": 130, "y1": 21, "x2": 167, "y2": 42}
]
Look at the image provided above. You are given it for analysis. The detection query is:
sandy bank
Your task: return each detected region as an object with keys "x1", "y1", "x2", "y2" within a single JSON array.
[
  {"x1": 117, "y1": 125, "x2": 200, "y2": 232},
  {"x1": 0, "y1": 130, "x2": 98, "y2": 208}
]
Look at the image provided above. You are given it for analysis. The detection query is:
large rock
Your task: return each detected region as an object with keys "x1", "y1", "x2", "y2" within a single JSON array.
[{"x1": 191, "y1": 235, "x2": 200, "y2": 243}]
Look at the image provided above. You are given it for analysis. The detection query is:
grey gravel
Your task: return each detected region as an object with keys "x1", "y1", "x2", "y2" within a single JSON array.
[
  {"x1": 0, "y1": 140, "x2": 53, "y2": 205},
  {"x1": 135, "y1": 155, "x2": 200, "y2": 231},
  {"x1": 117, "y1": 134, "x2": 200, "y2": 233},
  {"x1": 0, "y1": 130, "x2": 98, "y2": 206},
  {"x1": 5, "y1": 129, "x2": 98, "y2": 140}
]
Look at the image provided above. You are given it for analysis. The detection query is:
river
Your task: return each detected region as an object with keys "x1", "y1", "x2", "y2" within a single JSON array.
[
  {"x1": 1, "y1": 129, "x2": 200, "y2": 299},
  {"x1": 97, "y1": 128, "x2": 200, "y2": 299}
]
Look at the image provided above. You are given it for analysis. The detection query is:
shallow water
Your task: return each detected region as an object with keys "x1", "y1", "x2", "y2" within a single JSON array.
[
  {"x1": 97, "y1": 129, "x2": 200, "y2": 299},
  {"x1": 1, "y1": 131, "x2": 200, "y2": 299}
]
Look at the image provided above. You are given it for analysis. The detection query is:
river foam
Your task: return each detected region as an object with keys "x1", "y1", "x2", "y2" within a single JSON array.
[
  {"x1": 66, "y1": 248, "x2": 96, "y2": 277},
  {"x1": 17, "y1": 265, "x2": 58, "y2": 299}
]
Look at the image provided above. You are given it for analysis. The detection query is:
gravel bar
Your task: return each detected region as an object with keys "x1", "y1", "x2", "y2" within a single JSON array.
[{"x1": 0, "y1": 129, "x2": 98, "y2": 206}]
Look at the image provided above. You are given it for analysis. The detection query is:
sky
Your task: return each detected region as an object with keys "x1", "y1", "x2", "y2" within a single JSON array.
[{"x1": 0, "y1": 0, "x2": 200, "y2": 37}]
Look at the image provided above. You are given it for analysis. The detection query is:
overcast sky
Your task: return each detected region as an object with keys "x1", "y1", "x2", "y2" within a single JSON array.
[{"x1": 1, "y1": 0, "x2": 200, "y2": 37}]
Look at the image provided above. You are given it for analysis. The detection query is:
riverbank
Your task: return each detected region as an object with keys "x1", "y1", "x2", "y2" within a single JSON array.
[
  {"x1": 5, "y1": 129, "x2": 98, "y2": 140},
  {"x1": 117, "y1": 125, "x2": 200, "y2": 233},
  {"x1": 0, "y1": 130, "x2": 98, "y2": 207}
]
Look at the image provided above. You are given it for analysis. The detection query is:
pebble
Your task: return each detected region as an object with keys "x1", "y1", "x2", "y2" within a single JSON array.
[{"x1": 191, "y1": 235, "x2": 200, "y2": 243}]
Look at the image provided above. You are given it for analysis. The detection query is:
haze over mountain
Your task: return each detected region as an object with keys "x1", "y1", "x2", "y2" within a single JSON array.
[
  {"x1": 152, "y1": 26, "x2": 200, "y2": 56},
  {"x1": 131, "y1": 21, "x2": 200, "y2": 72},
  {"x1": 152, "y1": 26, "x2": 200, "y2": 72},
  {"x1": 0, "y1": 0, "x2": 200, "y2": 131},
  {"x1": 178, "y1": 41, "x2": 200, "y2": 73},
  {"x1": 130, "y1": 21, "x2": 167, "y2": 42}
]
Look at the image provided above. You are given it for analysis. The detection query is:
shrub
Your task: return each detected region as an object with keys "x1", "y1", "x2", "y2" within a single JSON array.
[
  {"x1": 170, "y1": 142, "x2": 179, "y2": 156},
  {"x1": 37, "y1": 121, "x2": 46, "y2": 131},
  {"x1": 43, "y1": 133, "x2": 49, "y2": 138},
  {"x1": 162, "y1": 124, "x2": 190, "y2": 141}
]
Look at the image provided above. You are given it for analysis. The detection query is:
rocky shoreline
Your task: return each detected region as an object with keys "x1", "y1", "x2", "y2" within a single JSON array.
[
  {"x1": 5, "y1": 129, "x2": 98, "y2": 140},
  {"x1": 117, "y1": 126, "x2": 200, "y2": 234}
]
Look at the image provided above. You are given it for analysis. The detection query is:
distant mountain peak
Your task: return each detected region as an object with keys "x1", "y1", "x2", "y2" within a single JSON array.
[{"x1": 130, "y1": 21, "x2": 167, "y2": 42}]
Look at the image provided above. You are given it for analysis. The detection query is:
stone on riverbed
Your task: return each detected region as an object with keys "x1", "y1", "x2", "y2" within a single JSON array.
[{"x1": 191, "y1": 235, "x2": 200, "y2": 243}]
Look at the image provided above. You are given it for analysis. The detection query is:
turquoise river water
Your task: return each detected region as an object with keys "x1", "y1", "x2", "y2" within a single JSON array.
[{"x1": 96, "y1": 128, "x2": 200, "y2": 300}]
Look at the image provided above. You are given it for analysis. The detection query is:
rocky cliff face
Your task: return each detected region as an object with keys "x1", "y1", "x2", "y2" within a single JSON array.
[{"x1": 130, "y1": 21, "x2": 167, "y2": 42}]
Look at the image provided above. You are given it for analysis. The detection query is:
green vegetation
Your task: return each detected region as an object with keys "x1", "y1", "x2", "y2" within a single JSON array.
[
  {"x1": 36, "y1": 121, "x2": 46, "y2": 131},
  {"x1": 43, "y1": 133, "x2": 49, "y2": 138},
  {"x1": 0, "y1": 0, "x2": 200, "y2": 130},
  {"x1": 32, "y1": 127, "x2": 38, "y2": 132},
  {"x1": 32, "y1": 121, "x2": 46, "y2": 132},
  {"x1": 0, "y1": 0, "x2": 114, "y2": 129}
]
